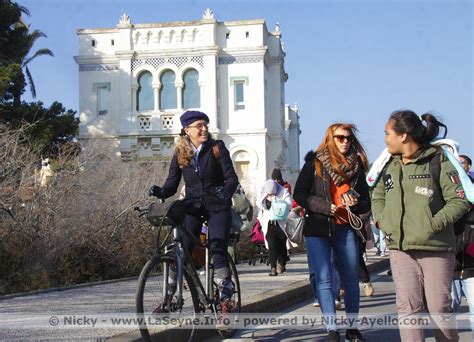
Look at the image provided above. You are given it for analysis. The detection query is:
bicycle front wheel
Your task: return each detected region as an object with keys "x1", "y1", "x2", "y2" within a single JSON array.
[{"x1": 136, "y1": 254, "x2": 201, "y2": 342}]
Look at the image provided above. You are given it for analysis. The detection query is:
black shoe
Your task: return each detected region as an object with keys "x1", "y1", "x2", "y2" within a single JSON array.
[
  {"x1": 268, "y1": 267, "x2": 277, "y2": 276},
  {"x1": 345, "y1": 329, "x2": 365, "y2": 342},
  {"x1": 327, "y1": 330, "x2": 340, "y2": 341}
]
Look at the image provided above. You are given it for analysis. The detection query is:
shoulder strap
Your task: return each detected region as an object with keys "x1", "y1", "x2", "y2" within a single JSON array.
[
  {"x1": 212, "y1": 142, "x2": 220, "y2": 160},
  {"x1": 381, "y1": 157, "x2": 393, "y2": 181},
  {"x1": 429, "y1": 152, "x2": 444, "y2": 214},
  {"x1": 430, "y1": 153, "x2": 442, "y2": 190}
]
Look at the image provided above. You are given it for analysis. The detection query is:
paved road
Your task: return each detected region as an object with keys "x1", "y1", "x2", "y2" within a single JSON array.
[
  {"x1": 206, "y1": 268, "x2": 473, "y2": 342},
  {"x1": 0, "y1": 250, "x2": 387, "y2": 340}
]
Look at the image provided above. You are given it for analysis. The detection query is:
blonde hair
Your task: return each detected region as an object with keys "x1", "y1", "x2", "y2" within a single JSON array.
[
  {"x1": 314, "y1": 123, "x2": 369, "y2": 179},
  {"x1": 175, "y1": 134, "x2": 194, "y2": 169}
]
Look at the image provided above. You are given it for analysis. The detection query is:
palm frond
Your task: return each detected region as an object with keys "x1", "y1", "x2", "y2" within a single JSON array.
[
  {"x1": 17, "y1": 4, "x2": 31, "y2": 17},
  {"x1": 23, "y1": 48, "x2": 54, "y2": 67},
  {"x1": 28, "y1": 29, "x2": 48, "y2": 41},
  {"x1": 25, "y1": 65, "x2": 36, "y2": 98}
]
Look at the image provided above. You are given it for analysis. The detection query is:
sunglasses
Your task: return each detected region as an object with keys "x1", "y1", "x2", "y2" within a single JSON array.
[
  {"x1": 187, "y1": 122, "x2": 209, "y2": 130},
  {"x1": 333, "y1": 135, "x2": 354, "y2": 143}
]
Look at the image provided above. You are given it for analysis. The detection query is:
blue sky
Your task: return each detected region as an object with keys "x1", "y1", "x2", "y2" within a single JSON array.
[{"x1": 20, "y1": 0, "x2": 473, "y2": 163}]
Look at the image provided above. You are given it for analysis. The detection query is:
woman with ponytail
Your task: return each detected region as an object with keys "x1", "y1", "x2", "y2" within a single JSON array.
[
  {"x1": 148, "y1": 110, "x2": 239, "y2": 312},
  {"x1": 293, "y1": 123, "x2": 371, "y2": 342},
  {"x1": 371, "y1": 110, "x2": 470, "y2": 341}
]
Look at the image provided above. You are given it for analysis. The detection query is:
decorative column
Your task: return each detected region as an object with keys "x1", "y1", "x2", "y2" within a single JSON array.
[
  {"x1": 152, "y1": 82, "x2": 161, "y2": 111},
  {"x1": 176, "y1": 81, "x2": 184, "y2": 111},
  {"x1": 198, "y1": 80, "x2": 204, "y2": 109},
  {"x1": 131, "y1": 83, "x2": 138, "y2": 114}
]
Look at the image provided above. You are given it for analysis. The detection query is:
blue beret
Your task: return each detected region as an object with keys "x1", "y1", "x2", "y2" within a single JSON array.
[{"x1": 180, "y1": 110, "x2": 210, "y2": 128}]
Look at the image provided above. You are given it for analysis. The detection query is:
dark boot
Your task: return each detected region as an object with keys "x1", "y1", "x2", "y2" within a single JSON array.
[
  {"x1": 327, "y1": 330, "x2": 340, "y2": 341},
  {"x1": 277, "y1": 264, "x2": 286, "y2": 274},
  {"x1": 345, "y1": 329, "x2": 365, "y2": 341},
  {"x1": 268, "y1": 267, "x2": 277, "y2": 276}
]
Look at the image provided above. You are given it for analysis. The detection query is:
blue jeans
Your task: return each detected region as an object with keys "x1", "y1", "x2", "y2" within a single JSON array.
[
  {"x1": 306, "y1": 225, "x2": 360, "y2": 331},
  {"x1": 372, "y1": 226, "x2": 386, "y2": 254},
  {"x1": 452, "y1": 278, "x2": 474, "y2": 336},
  {"x1": 309, "y1": 251, "x2": 340, "y2": 301}
]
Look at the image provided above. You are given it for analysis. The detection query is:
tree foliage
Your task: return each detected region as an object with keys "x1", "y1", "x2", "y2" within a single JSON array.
[
  {"x1": 0, "y1": 0, "x2": 53, "y2": 104},
  {"x1": 0, "y1": 1, "x2": 77, "y2": 157},
  {"x1": 0, "y1": 101, "x2": 79, "y2": 155}
]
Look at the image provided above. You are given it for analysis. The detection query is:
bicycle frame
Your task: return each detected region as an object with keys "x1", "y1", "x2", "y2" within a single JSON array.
[{"x1": 161, "y1": 222, "x2": 218, "y2": 314}]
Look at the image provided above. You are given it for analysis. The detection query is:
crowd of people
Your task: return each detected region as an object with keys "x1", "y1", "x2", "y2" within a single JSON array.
[{"x1": 149, "y1": 109, "x2": 473, "y2": 341}]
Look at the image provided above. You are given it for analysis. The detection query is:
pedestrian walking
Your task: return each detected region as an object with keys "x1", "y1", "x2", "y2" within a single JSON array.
[
  {"x1": 271, "y1": 168, "x2": 293, "y2": 262},
  {"x1": 257, "y1": 179, "x2": 295, "y2": 276},
  {"x1": 460, "y1": 155, "x2": 474, "y2": 181},
  {"x1": 293, "y1": 123, "x2": 371, "y2": 341},
  {"x1": 371, "y1": 110, "x2": 471, "y2": 341},
  {"x1": 452, "y1": 154, "x2": 474, "y2": 336},
  {"x1": 359, "y1": 213, "x2": 374, "y2": 297}
]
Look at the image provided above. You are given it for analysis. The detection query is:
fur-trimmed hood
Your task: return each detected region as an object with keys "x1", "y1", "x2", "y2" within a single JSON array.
[{"x1": 304, "y1": 150, "x2": 316, "y2": 163}]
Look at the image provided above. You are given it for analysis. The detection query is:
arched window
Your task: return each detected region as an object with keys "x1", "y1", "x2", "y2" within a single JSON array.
[
  {"x1": 137, "y1": 71, "x2": 153, "y2": 111},
  {"x1": 183, "y1": 69, "x2": 200, "y2": 109},
  {"x1": 160, "y1": 70, "x2": 177, "y2": 110}
]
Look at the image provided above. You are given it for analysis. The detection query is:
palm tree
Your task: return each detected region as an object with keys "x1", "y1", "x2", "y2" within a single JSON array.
[
  {"x1": 1, "y1": 1, "x2": 54, "y2": 106},
  {"x1": 5, "y1": 2, "x2": 54, "y2": 106},
  {"x1": 20, "y1": 28, "x2": 54, "y2": 100}
]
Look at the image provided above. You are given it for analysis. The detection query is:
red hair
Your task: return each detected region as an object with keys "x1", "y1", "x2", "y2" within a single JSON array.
[{"x1": 314, "y1": 123, "x2": 369, "y2": 179}]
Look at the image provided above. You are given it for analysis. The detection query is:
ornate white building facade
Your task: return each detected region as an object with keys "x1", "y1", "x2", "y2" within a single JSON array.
[{"x1": 74, "y1": 10, "x2": 301, "y2": 197}]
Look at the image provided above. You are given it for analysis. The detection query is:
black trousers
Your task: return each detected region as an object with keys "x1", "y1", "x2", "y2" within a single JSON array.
[
  {"x1": 358, "y1": 240, "x2": 370, "y2": 283},
  {"x1": 265, "y1": 221, "x2": 288, "y2": 268},
  {"x1": 184, "y1": 207, "x2": 231, "y2": 279}
]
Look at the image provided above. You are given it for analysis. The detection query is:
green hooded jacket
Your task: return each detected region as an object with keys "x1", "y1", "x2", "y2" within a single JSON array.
[{"x1": 371, "y1": 147, "x2": 470, "y2": 252}]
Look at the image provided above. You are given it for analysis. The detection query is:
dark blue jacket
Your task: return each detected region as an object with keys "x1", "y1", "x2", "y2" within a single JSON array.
[{"x1": 160, "y1": 139, "x2": 238, "y2": 211}]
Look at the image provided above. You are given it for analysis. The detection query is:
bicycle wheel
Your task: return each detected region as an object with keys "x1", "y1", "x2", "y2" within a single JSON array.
[
  {"x1": 210, "y1": 252, "x2": 241, "y2": 338},
  {"x1": 136, "y1": 254, "x2": 201, "y2": 342}
]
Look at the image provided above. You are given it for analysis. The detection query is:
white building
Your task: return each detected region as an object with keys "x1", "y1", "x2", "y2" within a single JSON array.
[{"x1": 74, "y1": 9, "x2": 300, "y2": 197}]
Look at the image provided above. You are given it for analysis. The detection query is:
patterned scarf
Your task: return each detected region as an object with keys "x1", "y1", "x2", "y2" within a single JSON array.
[{"x1": 316, "y1": 148, "x2": 360, "y2": 186}]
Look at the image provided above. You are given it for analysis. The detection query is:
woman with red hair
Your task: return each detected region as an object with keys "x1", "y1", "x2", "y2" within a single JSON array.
[{"x1": 294, "y1": 123, "x2": 371, "y2": 341}]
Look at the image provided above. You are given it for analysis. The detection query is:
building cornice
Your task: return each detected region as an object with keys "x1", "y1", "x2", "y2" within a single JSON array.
[
  {"x1": 76, "y1": 28, "x2": 118, "y2": 35},
  {"x1": 73, "y1": 55, "x2": 119, "y2": 65},
  {"x1": 135, "y1": 46, "x2": 219, "y2": 58},
  {"x1": 133, "y1": 19, "x2": 216, "y2": 28},
  {"x1": 76, "y1": 19, "x2": 221, "y2": 34},
  {"x1": 219, "y1": 19, "x2": 266, "y2": 26},
  {"x1": 220, "y1": 47, "x2": 267, "y2": 56},
  {"x1": 77, "y1": 19, "x2": 268, "y2": 35}
]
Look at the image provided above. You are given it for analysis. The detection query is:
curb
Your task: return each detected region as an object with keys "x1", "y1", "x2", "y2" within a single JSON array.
[
  {"x1": 0, "y1": 275, "x2": 139, "y2": 301},
  {"x1": 112, "y1": 257, "x2": 390, "y2": 341}
]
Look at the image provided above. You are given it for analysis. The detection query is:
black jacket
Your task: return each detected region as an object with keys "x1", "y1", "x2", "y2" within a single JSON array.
[
  {"x1": 160, "y1": 139, "x2": 238, "y2": 211},
  {"x1": 293, "y1": 151, "x2": 371, "y2": 238},
  {"x1": 454, "y1": 208, "x2": 474, "y2": 279}
]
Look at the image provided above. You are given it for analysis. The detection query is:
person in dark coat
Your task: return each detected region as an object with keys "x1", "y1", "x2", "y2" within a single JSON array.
[
  {"x1": 149, "y1": 110, "x2": 238, "y2": 311},
  {"x1": 453, "y1": 153, "x2": 474, "y2": 333},
  {"x1": 293, "y1": 123, "x2": 371, "y2": 342}
]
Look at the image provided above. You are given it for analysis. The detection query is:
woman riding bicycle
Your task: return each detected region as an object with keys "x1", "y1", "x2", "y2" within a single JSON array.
[{"x1": 149, "y1": 110, "x2": 239, "y2": 312}]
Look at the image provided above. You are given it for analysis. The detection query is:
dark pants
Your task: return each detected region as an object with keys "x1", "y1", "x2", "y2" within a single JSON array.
[
  {"x1": 358, "y1": 240, "x2": 370, "y2": 283},
  {"x1": 184, "y1": 207, "x2": 231, "y2": 279},
  {"x1": 266, "y1": 222, "x2": 287, "y2": 268}
]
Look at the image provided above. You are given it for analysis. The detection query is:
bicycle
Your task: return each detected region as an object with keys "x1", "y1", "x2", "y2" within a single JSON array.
[{"x1": 135, "y1": 197, "x2": 241, "y2": 342}]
